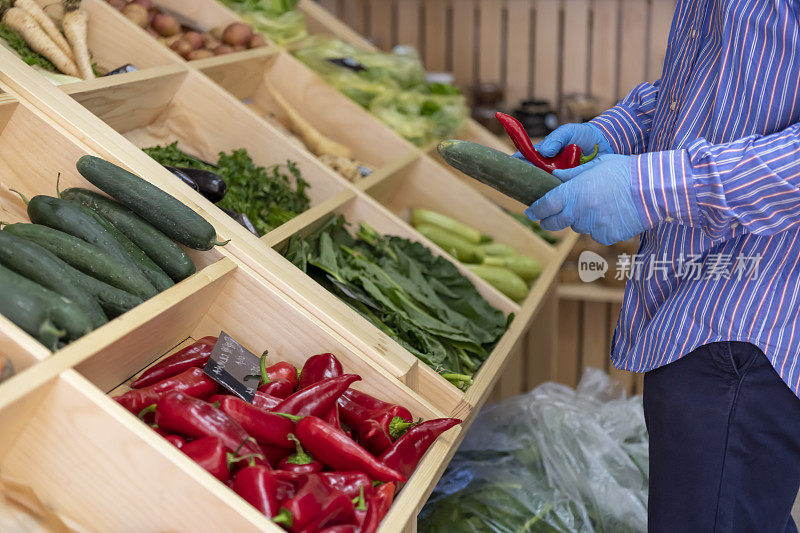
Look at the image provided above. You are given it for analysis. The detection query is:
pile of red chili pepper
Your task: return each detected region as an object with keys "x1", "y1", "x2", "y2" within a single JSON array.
[
  {"x1": 495, "y1": 111, "x2": 599, "y2": 173},
  {"x1": 113, "y1": 336, "x2": 461, "y2": 532}
]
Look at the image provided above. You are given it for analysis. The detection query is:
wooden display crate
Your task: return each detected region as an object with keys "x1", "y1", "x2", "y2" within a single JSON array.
[
  {"x1": 192, "y1": 48, "x2": 415, "y2": 175},
  {"x1": 0, "y1": 256, "x2": 459, "y2": 532},
  {"x1": 22, "y1": 0, "x2": 178, "y2": 83},
  {"x1": 0, "y1": 80, "x2": 458, "y2": 532}
]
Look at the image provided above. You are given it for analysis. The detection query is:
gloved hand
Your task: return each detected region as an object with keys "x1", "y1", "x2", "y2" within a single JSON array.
[
  {"x1": 525, "y1": 154, "x2": 646, "y2": 245},
  {"x1": 513, "y1": 123, "x2": 614, "y2": 165}
]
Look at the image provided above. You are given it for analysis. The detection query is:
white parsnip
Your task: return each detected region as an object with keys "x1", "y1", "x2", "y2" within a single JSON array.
[
  {"x1": 266, "y1": 83, "x2": 354, "y2": 159},
  {"x1": 13, "y1": 0, "x2": 73, "y2": 60},
  {"x1": 1, "y1": 5, "x2": 79, "y2": 76},
  {"x1": 62, "y1": 1, "x2": 92, "y2": 79}
]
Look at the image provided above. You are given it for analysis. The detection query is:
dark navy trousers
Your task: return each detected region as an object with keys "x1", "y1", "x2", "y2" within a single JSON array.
[{"x1": 644, "y1": 342, "x2": 800, "y2": 533}]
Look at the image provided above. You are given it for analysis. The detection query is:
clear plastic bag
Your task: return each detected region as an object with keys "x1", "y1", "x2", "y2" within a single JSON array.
[
  {"x1": 291, "y1": 36, "x2": 467, "y2": 145},
  {"x1": 420, "y1": 368, "x2": 648, "y2": 533}
]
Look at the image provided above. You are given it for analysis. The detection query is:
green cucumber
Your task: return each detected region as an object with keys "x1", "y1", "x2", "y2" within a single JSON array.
[
  {"x1": 76, "y1": 155, "x2": 225, "y2": 250},
  {"x1": 73, "y1": 203, "x2": 174, "y2": 292},
  {"x1": 483, "y1": 254, "x2": 542, "y2": 282},
  {"x1": 479, "y1": 242, "x2": 517, "y2": 257},
  {"x1": 60, "y1": 188, "x2": 196, "y2": 282},
  {"x1": 410, "y1": 209, "x2": 481, "y2": 244},
  {"x1": 3, "y1": 223, "x2": 155, "y2": 300},
  {"x1": 0, "y1": 264, "x2": 93, "y2": 349},
  {"x1": 25, "y1": 196, "x2": 158, "y2": 299},
  {"x1": 437, "y1": 140, "x2": 562, "y2": 205},
  {"x1": 467, "y1": 264, "x2": 529, "y2": 302},
  {"x1": 416, "y1": 223, "x2": 485, "y2": 264},
  {"x1": 72, "y1": 272, "x2": 143, "y2": 318},
  {"x1": 0, "y1": 232, "x2": 107, "y2": 328}
]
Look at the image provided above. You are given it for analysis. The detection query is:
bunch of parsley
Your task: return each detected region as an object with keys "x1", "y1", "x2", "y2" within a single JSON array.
[{"x1": 144, "y1": 142, "x2": 310, "y2": 235}]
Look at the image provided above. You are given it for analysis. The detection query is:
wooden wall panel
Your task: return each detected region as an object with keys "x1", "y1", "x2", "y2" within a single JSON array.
[
  {"x1": 477, "y1": 0, "x2": 504, "y2": 84},
  {"x1": 451, "y1": 0, "x2": 477, "y2": 89},
  {"x1": 505, "y1": 0, "x2": 533, "y2": 108}
]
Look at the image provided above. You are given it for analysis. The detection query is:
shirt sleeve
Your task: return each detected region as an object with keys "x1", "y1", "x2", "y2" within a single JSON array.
[
  {"x1": 590, "y1": 80, "x2": 661, "y2": 155},
  {"x1": 632, "y1": 122, "x2": 800, "y2": 240}
]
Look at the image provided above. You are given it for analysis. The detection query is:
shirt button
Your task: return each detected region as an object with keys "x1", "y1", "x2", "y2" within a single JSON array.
[
  {"x1": 665, "y1": 217, "x2": 674, "y2": 222},
  {"x1": 670, "y1": 101, "x2": 678, "y2": 111},
  {"x1": 692, "y1": 29, "x2": 697, "y2": 38}
]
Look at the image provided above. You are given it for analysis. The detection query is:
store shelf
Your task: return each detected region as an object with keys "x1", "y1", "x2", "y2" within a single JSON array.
[{"x1": 0, "y1": 1, "x2": 579, "y2": 530}]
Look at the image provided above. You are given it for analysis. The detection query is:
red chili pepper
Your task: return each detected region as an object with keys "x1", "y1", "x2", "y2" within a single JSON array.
[
  {"x1": 273, "y1": 375, "x2": 361, "y2": 418},
  {"x1": 253, "y1": 390, "x2": 282, "y2": 410},
  {"x1": 263, "y1": 360, "x2": 300, "y2": 390},
  {"x1": 258, "y1": 378, "x2": 293, "y2": 399},
  {"x1": 298, "y1": 354, "x2": 345, "y2": 434},
  {"x1": 338, "y1": 393, "x2": 414, "y2": 455},
  {"x1": 181, "y1": 436, "x2": 242, "y2": 483},
  {"x1": 317, "y1": 526, "x2": 357, "y2": 533},
  {"x1": 359, "y1": 482, "x2": 395, "y2": 533},
  {"x1": 163, "y1": 434, "x2": 186, "y2": 448},
  {"x1": 298, "y1": 353, "x2": 343, "y2": 389},
  {"x1": 261, "y1": 443, "x2": 292, "y2": 468},
  {"x1": 271, "y1": 470, "x2": 307, "y2": 500},
  {"x1": 495, "y1": 112, "x2": 598, "y2": 173},
  {"x1": 211, "y1": 395, "x2": 295, "y2": 450},
  {"x1": 232, "y1": 465, "x2": 283, "y2": 517},
  {"x1": 277, "y1": 434, "x2": 323, "y2": 474},
  {"x1": 379, "y1": 418, "x2": 461, "y2": 480},
  {"x1": 317, "y1": 471, "x2": 373, "y2": 500},
  {"x1": 323, "y1": 403, "x2": 345, "y2": 433},
  {"x1": 131, "y1": 336, "x2": 217, "y2": 388},
  {"x1": 295, "y1": 416, "x2": 405, "y2": 483},
  {"x1": 274, "y1": 474, "x2": 355, "y2": 531},
  {"x1": 339, "y1": 389, "x2": 413, "y2": 422},
  {"x1": 114, "y1": 367, "x2": 218, "y2": 414},
  {"x1": 155, "y1": 391, "x2": 264, "y2": 459}
]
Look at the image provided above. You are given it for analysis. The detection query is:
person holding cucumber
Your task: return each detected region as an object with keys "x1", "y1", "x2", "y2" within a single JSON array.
[{"x1": 521, "y1": 2, "x2": 800, "y2": 532}]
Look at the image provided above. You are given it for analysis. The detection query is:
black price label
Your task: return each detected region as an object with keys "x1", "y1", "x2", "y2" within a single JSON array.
[{"x1": 203, "y1": 331, "x2": 261, "y2": 402}]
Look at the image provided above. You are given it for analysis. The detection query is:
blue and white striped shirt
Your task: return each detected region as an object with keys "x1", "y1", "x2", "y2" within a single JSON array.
[{"x1": 590, "y1": 0, "x2": 800, "y2": 394}]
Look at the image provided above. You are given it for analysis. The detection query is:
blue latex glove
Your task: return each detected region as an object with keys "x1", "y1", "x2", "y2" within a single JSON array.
[
  {"x1": 512, "y1": 123, "x2": 614, "y2": 164},
  {"x1": 525, "y1": 154, "x2": 646, "y2": 245}
]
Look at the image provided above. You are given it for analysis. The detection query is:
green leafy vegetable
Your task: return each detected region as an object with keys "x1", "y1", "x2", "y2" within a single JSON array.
[
  {"x1": 0, "y1": 22, "x2": 57, "y2": 72},
  {"x1": 291, "y1": 36, "x2": 468, "y2": 146},
  {"x1": 283, "y1": 215, "x2": 509, "y2": 389},
  {"x1": 144, "y1": 142, "x2": 310, "y2": 235},
  {"x1": 218, "y1": 0, "x2": 306, "y2": 44}
]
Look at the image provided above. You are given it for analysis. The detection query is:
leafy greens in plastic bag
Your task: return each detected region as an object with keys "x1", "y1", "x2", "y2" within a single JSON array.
[
  {"x1": 291, "y1": 36, "x2": 467, "y2": 145},
  {"x1": 420, "y1": 369, "x2": 649, "y2": 532}
]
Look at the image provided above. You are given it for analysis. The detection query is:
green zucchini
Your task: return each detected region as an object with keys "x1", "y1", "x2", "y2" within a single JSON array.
[
  {"x1": 0, "y1": 232, "x2": 107, "y2": 328},
  {"x1": 60, "y1": 188, "x2": 196, "y2": 282},
  {"x1": 0, "y1": 264, "x2": 93, "y2": 349},
  {"x1": 76, "y1": 155, "x2": 225, "y2": 250},
  {"x1": 25, "y1": 196, "x2": 158, "y2": 299},
  {"x1": 437, "y1": 140, "x2": 562, "y2": 205},
  {"x1": 467, "y1": 264, "x2": 529, "y2": 302},
  {"x1": 479, "y1": 242, "x2": 517, "y2": 257},
  {"x1": 416, "y1": 223, "x2": 485, "y2": 264},
  {"x1": 483, "y1": 254, "x2": 542, "y2": 282},
  {"x1": 3, "y1": 223, "x2": 155, "y2": 300},
  {"x1": 73, "y1": 203, "x2": 174, "y2": 292},
  {"x1": 410, "y1": 209, "x2": 481, "y2": 244}
]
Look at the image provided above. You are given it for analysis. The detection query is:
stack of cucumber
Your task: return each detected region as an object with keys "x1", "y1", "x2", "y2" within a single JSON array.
[
  {"x1": 411, "y1": 209, "x2": 541, "y2": 302},
  {"x1": 0, "y1": 155, "x2": 225, "y2": 351}
]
